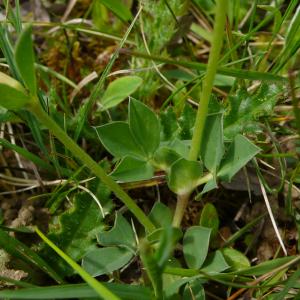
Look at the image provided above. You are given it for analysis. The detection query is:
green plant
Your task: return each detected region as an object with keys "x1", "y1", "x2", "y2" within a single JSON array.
[{"x1": 0, "y1": 0, "x2": 299, "y2": 299}]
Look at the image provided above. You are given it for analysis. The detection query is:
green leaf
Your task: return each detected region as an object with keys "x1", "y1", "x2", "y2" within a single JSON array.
[
  {"x1": 168, "y1": 138, "x2": 190, "y2": 158},
  {"x1": 0, "y1": 283, "x2": 153, "y2": 300},
  {"x1": 42, "y1": 193, "x2": 104, "y2": 276},
  {"x1": 222, "y1": 248, "x2": 250, "y2": 271},
  {"x1": 130, "y1": 52, "x2": 287, "y2": 82},
  {"x1": 96, "y1": 121, "x2": 144, "y2": 158},
  {"x1": 199, "y1": 203, "x2": 219, "y2": 239},
  {"x1": 234, "y1": 256, "x2": 297, "y2": 276},
  {"x1": 129, "y1": 99, "x2": 160, "y2": 157},
  {"x1": 148, "y1": 202, "x2": 173, "y2": 228},
  {"x1": 0, "y1": 138, "x2": 56, "y2": 173},
  {"x1": 155, "y1": 227, "x2": 182, "y2": 269},
  {"x1": 285, "y1": 4, "x2": 300, "y2": 54},
  {"x1": 273, "y1": 268, "x2": 300, "y2": 300},
  {"x1": 217, "y1": 135, "x2": 260, "y2": 182},
  {"x1": 82, "y1": 246, "x2": 133, "y2": 276},
  {"x1": 168, "y1": 158, "x2": 203, "y2": 195},
  {"x1": 15, "y1": 25, "x2": 37, "y2": 95},
  {"x1": 139, "y1": 240, "x2": 163, "y2": 299},
  {"x1": 201, "y1": 113, "x2": 224, "y2": 174},
  {"x1": 160, "y1": 107, "x2": 179, "y2": 141},
  {"x1": 153, "y1": 147, "x2": 181, "y2": 171},
  {"x1": 178, "y1": 104, "x2": 196, "y2": 140},
  {"x1": 164, "y1": 278, "x2": 195, "y2": 299},
  {"x1": 224, "y1": 85, "x2": 280, "y2": 139},
  {"x1": 200, "y1": 250, "x2": 229, "y2": 274},
  {"x1": 36, "y1": 228, "x2": 120, "y2": 300},
  {"x1": 183, "y1": 278, "x2": 205, "y2": 300},
  {"x1": 0, "y1": 71, "x2": 30, "y2": 109},
  {"x1": 99, "y1": 0, "x2": 132, "y2": 22},
  {"x1": 201, "y1": 178, "x2": 218, "y2": 195},
  {"x1": 100, "y1": 76, "x2": 143, "y2": 111},
  {"x1": 110, "y1": 156, "x2": 154, "y2": 182},
  {"x1": 0, "y1": 228, "x2": 64, "y2": 284},
  {"x1": 97, "y1": 212, "x2": 136, "y2": 251},
  {"x1": 183, "y1": 226, "x2": 211, "y2": 269}
]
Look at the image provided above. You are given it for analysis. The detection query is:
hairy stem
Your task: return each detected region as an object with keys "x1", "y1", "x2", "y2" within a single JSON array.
[
  {"x1": 29, "y1": 100, "x2": 155, "y2": 233},
  {"x1": 189, "y1": 0, "x2": 228, "y2": 161}
]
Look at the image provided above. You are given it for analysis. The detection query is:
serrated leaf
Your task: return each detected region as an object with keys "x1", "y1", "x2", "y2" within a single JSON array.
[
  {"x1": 224, "y1": 84, "x2": 280, "y2": 139},
  {"x1": 183, "y1": 226, "x2": 211, "y2": 269},
  {"x1": 129, "y1": 99, "x2": 160, "y2": 157},
  {"x1": 110, "y1": 156, "x2": 154, "y2": 182},
  {"x1": 15, "y1": 25, "x2": 37, "y2": 95},
  {"x1": 148, "y1": 202, "x2": 173, "y2": 229},
  {"x1": 201, "y1": 113, "x2": 224, "y2": 174},
  {"x1": 168, "y1": 158, "x2": 203, "y2": 195},
  {"x1": 200, "y1": 250, "x2": 229, "y2": 274},
  {"x1": 96, "y1": 121, "x2": 145, "y2": 158},
  {"x1": 82, "y1": 246, "x2": 133, "y2": 277},
  {"x1": 100, "y1": 76, "x2": 143, "y2": 111},
  {"x1": 217, "y1": 135, "x2": 260, "y2": 182},
  {"x1": 97, "y1": 212, "x2": 136, "y2": 251},
  {"x1": 100, "y1": 0, "x2": 132, "y2": 22},
  {"x1": 199, "y1": 203, "x2": 219, "y2": 239},
  {"x1": 222, "y1": 248, "x2": 250, "y2": 271},
  {"x1": 0, "y1": 71, "x2": 30, "y2": 110},
  {"x1": 153, "y1": 147, "x2": 181, "y2": 171},
  {"x1": 43, "y1": 193, "x2": 104, "y2": 276}
]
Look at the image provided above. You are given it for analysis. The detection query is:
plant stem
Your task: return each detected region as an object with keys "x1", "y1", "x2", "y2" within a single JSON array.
[
  {"x1": 29, "y1": 100, "x2": 155, "y2": 233},
  {"x1": 172, "y1": 193, "x2": 191, "y2": 228},
  {"x1": 172, "y1": 0, "x2": 227, "y2": 228},
  {"x1": 189, "y1": 0, "x2": 228, "y2": 161},
  {"x1": 172, "y1": 173, "x2": 213, "y2": 227}
]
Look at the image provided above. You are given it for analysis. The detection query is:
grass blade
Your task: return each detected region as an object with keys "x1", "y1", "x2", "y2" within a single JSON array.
[
  {"x1": 121, "y1": 50, "x2": 287, "y2": 82},
  {"x1": 0, "y1": 283, "x2": 153, "y2": 300},
  {"x1": 35, "y1": 227, "x2": 121, "y2": 300},
  {"x1": 0, "y1": 228, "x2": 64, "y2": 284},
  {"x1": 0, "y1": 138, "x2": 56, "y2": 173}
]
